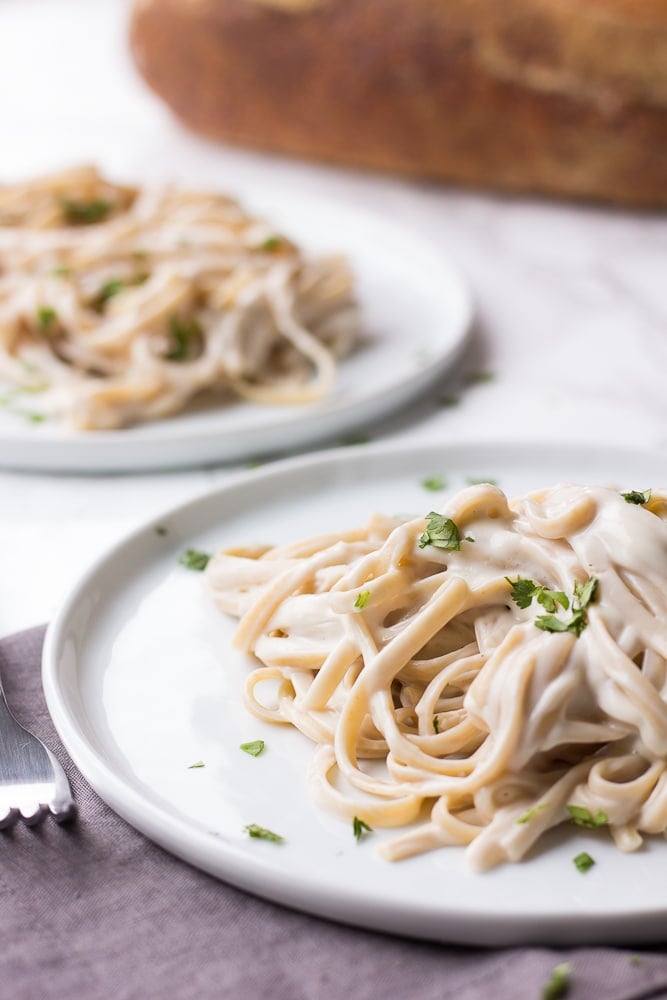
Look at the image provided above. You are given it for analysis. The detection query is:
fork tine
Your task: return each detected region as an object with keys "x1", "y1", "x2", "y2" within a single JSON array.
[
  {"x1": 0, "y1": 670, "x2": 76, "y2": 825},
  {"x1": 0, "y1": 807, "x2": 19, "y2": 830},
  {"x1": 49, "y1": 801, "x2": 76, "y2": 824},
  {"x1": 20, "y1": 803, "x2": 47, "y2": 826},
  {"x1": 44, "y1": 748, "x2": 76, "y2": 822}
]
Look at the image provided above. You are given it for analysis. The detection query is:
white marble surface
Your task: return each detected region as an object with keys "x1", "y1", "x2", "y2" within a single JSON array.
[{"x1": 0, "y1": 0, "x2": 665, "y2": 635}]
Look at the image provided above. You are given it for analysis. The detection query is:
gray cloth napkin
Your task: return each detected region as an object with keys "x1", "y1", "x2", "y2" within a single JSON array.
[{"x1": 3, "y1": 627, "x2": 667, "y2": 1000}]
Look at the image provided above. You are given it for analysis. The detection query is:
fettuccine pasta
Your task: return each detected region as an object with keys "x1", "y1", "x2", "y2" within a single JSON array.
[
  {"x1": 206, "y1": 482, "x2": 667, "y2": 870},
  {"x1": 0, "y1": 165, "x2": 358, "y2": 429}
]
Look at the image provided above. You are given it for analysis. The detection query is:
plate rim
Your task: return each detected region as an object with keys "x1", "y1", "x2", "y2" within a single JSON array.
[{"x1": 42, "y1": 438, "x2": 667, "y2": 945}]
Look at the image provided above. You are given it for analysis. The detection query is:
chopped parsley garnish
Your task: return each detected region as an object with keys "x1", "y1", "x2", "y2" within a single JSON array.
[
  {"x1": 154, "y1": 525, "x2": 168, "y2": 536},
  {"x1": 574, "y1": 577, "x2": 597, "y2": 608},
  {"x1": 352, "y1": 816, "x2": 373, "y2": 842},
  {"x1": 542, "y1": 962, "x2": 571, "y2": 1000},
  {"x1": 465, "y1": 371, "x2": 495, "y2": 386},
  {"x1": 96, "y1": 278, "x2": 125, "y2": 305},
  {"x1": 516, "y1": 803, "x2": 548, "y2": 824},
  {"x1": 622, "y1": 489, "x2": 651, "y2": 506},
  {"x1": 354, "y1": 590, "x2": 371, "y2": 610},
  {"x1": 433, "y1": 716, "x2": 440, "y2": 734},
  {"x1": 628, "y1": 955, "x2": 642, "y2": 966},
  {"x1": 534, "y1": 577, "x2": 598, "y2": 637},
  {"x1": 466, "y1": 476, "x2": 498, "y2": 486},
  {"x1": 240, "y1": 740, "x2": 265, "y2": 757},
  {"x1": 52, "y1": 266, "x2": 71, "y2": 278},
  {"x1": 92, "y1": 274, "x2": 148, "y2": 312},
  {"x1": 342, "y1": 435, "x2": 371, "y2": 446},
  {"x1": 179, "y1": 548, "x2": 211, "y2": 571},
  {"x1": 0, "y1": 391, "x2": 48, "y2": 424},
  {"x1": 506, "y1": 577, "x2": 569, "y2": 613},
  {"x1": 567, "y1": 805, "x2": 608, "y2": 828},
  {"x1": 419, "y1": 512, "x2": 473, "y2": 551},
  {"x1": 37, "y1": 306, "x2": 58, "y2": 331},
  {"x1": 438, "y1": 395, "x2": 460, "y2": 408},
  {"x1": 188, "y1": 760, "x2": 205, "y2": 769},
  {"x1": 422, "y1": 475, "x2": 446, "y2": 492},
  {"x1": 258, "y1": 235, "x2": 284, "y2": 252},
  {"x1": 60, "y1": 197, "x2": 112, "y2": 225},
  {"x1": 573, "y1": 851, "x2": 595, "y2": 873},
  {"x1": 165, "y1": 315, "x2": 202, "y2": 362},
  {"x1": 244, "y1": 823, "x2": 284, "y2": 843}
]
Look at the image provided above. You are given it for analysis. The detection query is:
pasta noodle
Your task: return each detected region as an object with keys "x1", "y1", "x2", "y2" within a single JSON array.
[
  {"x1": 0, "y1": 165, "x2": 358, "y2": 429},
  {"x1": 205, "y1": 482, "x2": 667, "y2": 870}
]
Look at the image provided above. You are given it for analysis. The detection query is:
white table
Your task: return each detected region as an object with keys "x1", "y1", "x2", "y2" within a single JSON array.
[{"x1": 1, "y1": 0, "x2": 665, "y2": 635}]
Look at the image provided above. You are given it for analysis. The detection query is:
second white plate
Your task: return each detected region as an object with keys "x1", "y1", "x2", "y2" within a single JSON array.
[
  {"x1": 43, "y1": 441, "x2": 667, "y2": 946},
  {"x1": 0, "y1": 191, "x2": 471, "y2": 472}
]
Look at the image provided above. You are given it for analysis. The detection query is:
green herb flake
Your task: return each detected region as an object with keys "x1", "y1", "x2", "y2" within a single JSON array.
[
  {"x1": 507, "y1": 577, "x2": 540, "y2": 610},
  {"x1": 60, "y1": 197, "x2": 112, "y2": 226},
  {"x1": 542, "y1": 962, "x2": 571, "y2": 1000},
  {"x1": 538, "y1": 589, "x2": 570, "y2": 614},
  {"x1": 352, "y1": 816, "x2": 373, "y2": 842},
  {"x1": 573, "y1": 851, "x2": 595, "y2": 873},
  {"x1": 188, "y1": 760, "x2": 205, "y2": 769},
  {"x1": 165, "y1": 315, "x2": 202, "y2": 362},
  {"x1": 25, "y1": 412, "x2": 46, "y2": 423},
  {"x1": 342, "y1": 435, "x2": 371, "y2": 446},
  {"x1": 466, "y1": 476, "x2": 498, "y2": 486},
  {"x1": 422, "y1": 475, "x2": 446, "y2": 492},
  {"x1": 52, "y1": 266, "x2": 71, "y2": 278},
  {"x1": 516, "y1": 803, "x2": 548, "y2": 825},
  {"x1": 506, "y1": 577, "x2": 569, "y2": 613},
  {"x1": 628, "y1": 954, "x2": 642, "y2": 967},
  {"x1": 465, "y1": 371, "x2": 495, "y2": 386},
  {"x1": 154, "y1": 525, "x2": 168, "y2": 536},
  {"x1": 97, "y1": 278, "x2": 125, "y2": 305},
  {"x1": 574, "y1": 576, "x2": 598, "y2": 609},
  {"x1": 438, "y1": 395, "x2": 460, "y2": 408},
  {"x1": 240, "y1": 740, "x2": 265, "y2": 758},
  {"x1": 244, "y1": 823, "x2": 284, "y2": 843},
  {"x1": 37, "y1": 306, "x2": 57, "y2": 331},
  {"x1": 258, "y1": 235, "x2": 284, "y2": 252},
  {"x1": 535, "y1": 576, "x2": 598, "y2": 637},
  {"x1": 534, "y1": 614, "x2": 570, "y2": 634},
  {"x1": 567, "y1": 805, "x2": 608, "y2": 829},
  {"x1": 354, "y1": 590, "x2": 371, "y2": 610},
  {"x1": 622, "y1": 489, "x2": 651, "y2": 506},
  {"x1": 179, "y1": 548, "x2": 211, "y2": 571},
  {"x1": 419, "y1": 512, "x2": 471, "y2": 551}
]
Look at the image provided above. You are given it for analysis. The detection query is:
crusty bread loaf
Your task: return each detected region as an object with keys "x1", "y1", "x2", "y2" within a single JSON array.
[{"x1": 129, "y1": 0, "x2": 667, "y2": 207}]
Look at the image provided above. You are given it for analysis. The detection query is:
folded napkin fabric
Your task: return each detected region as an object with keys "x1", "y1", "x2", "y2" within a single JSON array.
[{"x1": 2, "y1": 626, "x2": 667, "y2": 1000}]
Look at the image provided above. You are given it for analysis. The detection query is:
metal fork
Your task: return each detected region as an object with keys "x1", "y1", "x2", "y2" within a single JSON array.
[{"x1": 0, "y1": 669, "x2": 75, "y2": 828}]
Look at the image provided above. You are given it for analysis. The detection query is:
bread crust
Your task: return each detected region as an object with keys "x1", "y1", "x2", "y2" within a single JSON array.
[{"x1": 129, "y1": 0, "x2": 667, "y2": 206}]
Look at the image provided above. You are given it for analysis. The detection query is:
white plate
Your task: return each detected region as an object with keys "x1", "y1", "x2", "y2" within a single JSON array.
[
  {"x1": 43, "y1": 441, "x2": 667, "y2": 945},
  {"x1": 0, "y1": 192, "x2": 471, "y2": 472}
]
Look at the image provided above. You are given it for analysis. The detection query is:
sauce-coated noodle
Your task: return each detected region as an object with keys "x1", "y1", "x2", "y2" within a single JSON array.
[
  {"x1": 206, "y1": 483, "x2": 667, "y2": 869},
  {"x1": 0, "y1": 166, "x2": 358, "y2": 428}
]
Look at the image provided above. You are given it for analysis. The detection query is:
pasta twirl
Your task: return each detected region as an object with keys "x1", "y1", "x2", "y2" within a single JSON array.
[
  {"x1": 0, "y1": 166, "x2": 358, "y2": 429},
  {"x1": 206, "y1": 483, "x2": 667, "y2": 870}
]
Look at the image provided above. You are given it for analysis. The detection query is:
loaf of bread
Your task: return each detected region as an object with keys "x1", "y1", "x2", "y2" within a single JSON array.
[{"x1": 129, "y1": 0, "x2": 667, "y2": 207}]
